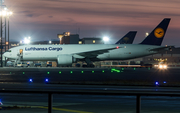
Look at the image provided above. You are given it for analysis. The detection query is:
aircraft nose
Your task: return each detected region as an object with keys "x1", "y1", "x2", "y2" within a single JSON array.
[{"x1": 3, "y1": 52, "x2": 7, "y2": 57}]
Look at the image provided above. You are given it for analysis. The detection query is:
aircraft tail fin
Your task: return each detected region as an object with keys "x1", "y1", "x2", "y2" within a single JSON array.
[
  {"x1": 115, "y1": 31, "x2": 137, "y2": 44},
  {"x1": 140, "y1": 18, "x2": 171, "y2": 46}
]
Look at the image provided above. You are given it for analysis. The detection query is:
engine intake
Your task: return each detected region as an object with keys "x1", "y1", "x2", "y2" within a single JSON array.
[{"x1": 57, "y1": 54, "x2": 76, "y2": 67}]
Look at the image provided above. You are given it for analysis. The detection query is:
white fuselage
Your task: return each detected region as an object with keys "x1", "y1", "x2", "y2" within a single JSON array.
[{"x1": 3, "y1": 44, "x2": 159, "y2": 61}]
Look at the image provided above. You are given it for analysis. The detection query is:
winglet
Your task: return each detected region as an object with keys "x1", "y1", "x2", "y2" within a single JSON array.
[
  {"x1": 140, "y1": 18, "x2": 171, "y2": 46},
  {"x1": 115, "y1": 31, "x2": 137, "y2": 44}
]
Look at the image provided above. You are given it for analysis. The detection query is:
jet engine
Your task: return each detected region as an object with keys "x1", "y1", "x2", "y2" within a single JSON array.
[{"x1": 57, "y1": 54, "x2": 77, "y2": 67}]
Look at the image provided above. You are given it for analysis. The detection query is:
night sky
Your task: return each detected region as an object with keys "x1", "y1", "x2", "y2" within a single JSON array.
[{"x1": 5, "y1": 0, "x2": 180, "y2": 46}]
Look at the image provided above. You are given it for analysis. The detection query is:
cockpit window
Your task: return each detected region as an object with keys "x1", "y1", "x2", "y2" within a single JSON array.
[{"x1": 6, "y1": 50, "x2": 11, "y2": 52}]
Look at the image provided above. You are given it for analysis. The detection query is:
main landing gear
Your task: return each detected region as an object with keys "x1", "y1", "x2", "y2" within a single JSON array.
[{"x1": 82, "y1": 58, "x2": 95, "y2": 68}]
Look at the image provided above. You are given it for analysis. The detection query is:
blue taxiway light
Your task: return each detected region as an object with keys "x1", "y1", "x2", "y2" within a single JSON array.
[
  {"x1": 155, "y1": 81, "x2": 159, "y2": 85},
  {"x1": 29, "y1": 79, "x2": 33, "y2": 82},
  {"x1": 0, "y1": 99, "x2": 2, "y2": 105},
  {"x1": 45, "y1": 79, "x2": 49, "y2": 82}
]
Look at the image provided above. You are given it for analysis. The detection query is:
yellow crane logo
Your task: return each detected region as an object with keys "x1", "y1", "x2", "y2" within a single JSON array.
[{"x1": 154, "y1": 28, "x2": 164, "y2": 38}]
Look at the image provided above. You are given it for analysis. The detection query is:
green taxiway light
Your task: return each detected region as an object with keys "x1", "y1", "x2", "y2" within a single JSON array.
[
  {"x1": 111, "y1": 68, "x2": 121, "y2": 73},
  {"x1": 59, "y1": 71, "x2": 61, "y2": 74},
  {"x1": 70, "y1": 71, "x2": 73, "y2": 73},
  {"x1": 148, "y1": 67, "x2": 150, "y2": 70},
  {"x1": 10, "y1": 72, "x2": 11, "y2": 74},
  {"x1": 102, "y1": 70, "x2": 104, "y2": 73},
  {"x1": 23, "y1": 72, "x2": 25, "y2": 74},
  {"x1": 122, "y1": 68, "x2": 124, "y2": 70},
  {"x1": 92, "y1": 71, "x2": 94, "y2": 73},
  {"x1": 134, "y1": 68, "x2": 136, "y2": 70},
  {"x1": 81, "y1": 71, "x2": 84, "y2": 73},
  {"x1": 47, "y1": 72, "x2": 50, "y2": 74}
]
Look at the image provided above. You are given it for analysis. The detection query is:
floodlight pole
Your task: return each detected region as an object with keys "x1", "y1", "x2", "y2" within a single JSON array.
[
  {"x1": 8, "y1": 16, "x2": 9, "y2": 50},
  {"x1": 4, "y1": 14, "x2": 6, "y2": 51},
  {"x1": 4, "y1": 16, "x2": 6, "y2": 66},
  {"x1": 0, "y1": 0, "x2": 2, "y2": 67}
]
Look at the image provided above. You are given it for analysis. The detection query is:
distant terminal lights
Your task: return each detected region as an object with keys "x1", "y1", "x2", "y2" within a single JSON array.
[
  {"x1": 57, "y1": 32, "x2": 71, "y2": 39},
  {"x1": 81, "y1": 38, "x2": 104, "y2": 44},
  {"x1": 57, "y1": 32, "x2": 104, "y2": 44},
  {"x1": 79, "y1": 41, "x2": 82, "y2": 44},
  {"x1": 64, "y1": 32, "x2": 70, "y2": 36}
]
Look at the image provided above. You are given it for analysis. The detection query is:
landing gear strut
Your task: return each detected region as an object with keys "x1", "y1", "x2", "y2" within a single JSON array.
[{"x1": 83, "y1": 58, "x2": 95, "y2": 68}]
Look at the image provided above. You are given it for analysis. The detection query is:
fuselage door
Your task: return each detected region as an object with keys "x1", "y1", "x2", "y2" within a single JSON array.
[
  {"x1": 19, "y1": 49, "x2": 23, "y2": 59},
  {"x1": 19, "y1": 49, "x2": 23, "y2": 55}
]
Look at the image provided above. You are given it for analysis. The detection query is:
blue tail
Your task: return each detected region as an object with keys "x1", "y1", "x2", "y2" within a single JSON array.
[
  {"x1": 140, "y1": 18, "x2": 171, "y2": 46},
  {"x1": 115, "y1": 31, "x2": 137, "y2": 44}
]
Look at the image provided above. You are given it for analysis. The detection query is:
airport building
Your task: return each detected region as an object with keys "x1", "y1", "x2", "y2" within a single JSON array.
[
  {"x1": 57, "y1": 32, "x2": 104, "y2": 44},
  {"x1": 57, "y1": 32, "x2": 79, "y2": 44},
  {"x1": 80, "y1": 38, "x2": 104, "y2": 44}
]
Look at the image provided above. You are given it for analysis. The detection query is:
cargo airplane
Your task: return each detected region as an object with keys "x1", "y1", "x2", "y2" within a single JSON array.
[{"x1": 4, "y1": 18, "x2": 171, "y2": 67}]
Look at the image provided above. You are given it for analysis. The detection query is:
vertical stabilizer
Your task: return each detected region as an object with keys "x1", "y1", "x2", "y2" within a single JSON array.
[
  {"x1": 140, "y1": 18, "x2": 171, "y2": 46},
  {"x1": 115, "y1": 31, "x2": 137, "y2": 44}
]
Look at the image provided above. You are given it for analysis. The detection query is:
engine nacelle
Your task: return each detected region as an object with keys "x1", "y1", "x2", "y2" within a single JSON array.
[{"x1": 57, "y1": 54, "x2": 76, "y2": 67}]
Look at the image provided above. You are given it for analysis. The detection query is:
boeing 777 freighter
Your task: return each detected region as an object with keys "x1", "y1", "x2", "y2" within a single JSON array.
[{"x1": 4, "y1": 18, "x2": 171, "y2": 67}]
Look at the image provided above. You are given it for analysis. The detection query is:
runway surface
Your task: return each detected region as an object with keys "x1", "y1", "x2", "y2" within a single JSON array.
[
  {"x1": 0, "y1": 67, "x2": 180, "y2": 86},
  {"x1": 1, "y1": 67, "x2": 180, "y2": 112}
]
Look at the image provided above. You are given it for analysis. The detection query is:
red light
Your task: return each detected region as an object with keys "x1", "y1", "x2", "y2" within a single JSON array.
[{"x1": 116, "y1": 46, "x2": 119, "y2": 49}]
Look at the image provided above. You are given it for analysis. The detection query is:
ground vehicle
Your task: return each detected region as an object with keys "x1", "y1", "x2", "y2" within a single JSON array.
[
  {"x1": 16, "y1": 62, "x2": 27, "y2": 67},
  {"x1": 46, "y1": 64, "x2": 52, "y2": 67},
  {"x1": 6, "y1": 61, "x2": 13, "y2": 67},
  {"x1": 34, "y1": 63, "x2": 41, "y2": 67}
]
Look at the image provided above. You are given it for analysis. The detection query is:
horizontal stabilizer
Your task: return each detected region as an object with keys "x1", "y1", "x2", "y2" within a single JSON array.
[{"x1": 149, "y1": 46, "x2": 173, "y2": 51}]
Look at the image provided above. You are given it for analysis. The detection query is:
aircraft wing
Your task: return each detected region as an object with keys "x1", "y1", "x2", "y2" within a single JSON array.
[
  {"x1": 149, "y1": 46, "x2": 173, "y2": 51},
  {"x1": 74, "y1": 46, "x2": 120, "y2": 58}
]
